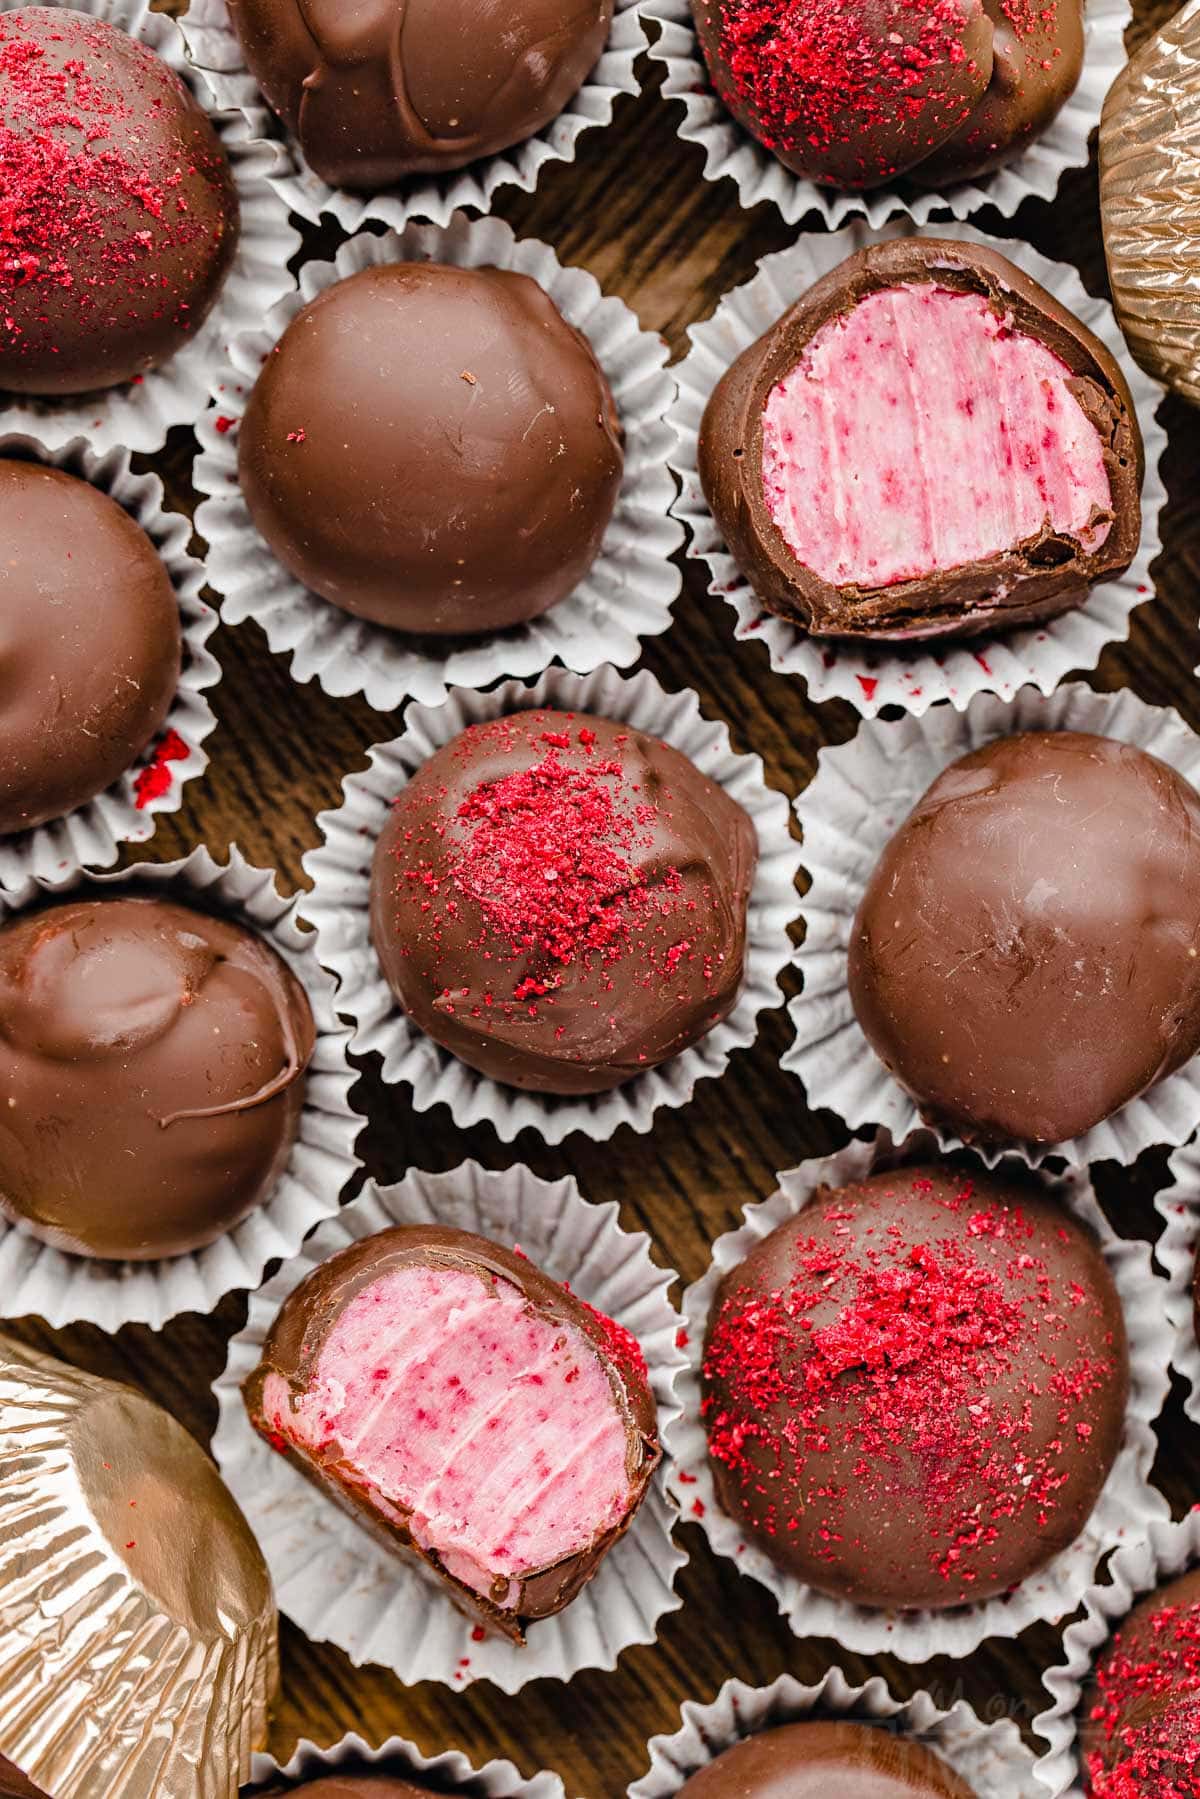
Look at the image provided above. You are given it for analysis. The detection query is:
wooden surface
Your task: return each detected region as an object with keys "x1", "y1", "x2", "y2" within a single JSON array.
[{"x1": 11, "y1": 3, "x2": 1200, "y2": 1792}]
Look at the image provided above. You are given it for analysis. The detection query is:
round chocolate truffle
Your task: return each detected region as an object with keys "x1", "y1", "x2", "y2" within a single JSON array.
[
  {"x1": 226, "y1": 0, "x2": 614, "y2": 189},
  {"x1": 268, "y1": 1784, "x2": 429, "y2": 1798},
  {"x1": 369, "y1": 709, "x2": 758, "y2": 1093},
  {"x1": 847, "y1": 731, "x2": 1200, "y2": 1147},
  {"x1": 0, "y1": 460, "x2": 181, "y2": 835},
  {"x1": 690, "y1": 0, "x2": 1083, "y2": 190},
  {"x1": 1081, "y1": 1568, "x2": 1200, "y2": 1792},
  {"x1": 237, "y1": 263, "x2": 624, "y2": 635},
  {"x1": 0, "y1": 895, "x2": 316, "y2": 1261},
  {"x1": 701, "y1": 1163, "x2": 1128, "y2": 1610},
  {"x1": 676, "y1": 1722, "x2": 975, "y2": 1798},
  {"x1": 0, "y1": 8, "x2": 239, "y2": 397}
]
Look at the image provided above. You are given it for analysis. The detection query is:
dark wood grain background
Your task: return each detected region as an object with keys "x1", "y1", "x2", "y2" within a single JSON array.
[{"x1": 9, "y1": 2, "x2": 1200, "y2": 1791}]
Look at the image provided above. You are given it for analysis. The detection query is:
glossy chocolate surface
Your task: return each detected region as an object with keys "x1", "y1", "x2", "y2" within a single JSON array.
[
  {"x1": 263, "y1": 1781, "x2": 430, "y2": 1797},
  {"x1": 676, "y1": 1721, "x2": 975, "y2": 1797}
]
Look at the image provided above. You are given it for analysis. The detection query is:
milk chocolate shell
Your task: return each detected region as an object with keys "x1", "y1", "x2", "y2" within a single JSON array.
[
  {"x1": 0, "y1": 8, "x2": 239, "y2": 397},
  {"x1": 676, "y1": 1722, "x2": 975, "y2": 1798},
  {"x1": 690, "y1": 0, "x2": 1083, "y2": 189},
  {"x1": 262, "y1": 1785, "x2": 426, "y2": 1798},
  {"x1": 0, "y1": 461, "x2": 180, "y2": 836},
  {"x1": 847, "y1": 730, "x2": 1200, "y2": 1146},
  {"x1": 0, "y1": 894, "x2": 316, "y2": 1260},
  {"x1": 245, "y1": 1224, "x2": 661, "y2": 1643},
  {"x1": 699, "y1": 240, "x2": 1142, "y2": 643},
  {"x1": 238, "y1": 263, "x2": 624, "y2": 635},
  {"x1": 1080, "y1": 1567, "x2": 1200, "y2": 1791},
  {"x1": 368, "y1": 709, "x2": 758, "y2": 1094},
  {"x1": 701, "y1": 1164, "x2": 1128, "y2": 1610},
  {"x1": 226, "y1": 0, "x2": 614, "y2": 189}
]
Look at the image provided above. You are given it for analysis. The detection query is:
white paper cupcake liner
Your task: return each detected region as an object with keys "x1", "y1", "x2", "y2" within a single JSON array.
[
  {"x1": 643, "y1": 0, "x2": 1130, "y2": 228},
  {"x1": 1154, "y1": 1136, "x2": 1200, "y2": 1425},
  {"x1": 181, "y1": 0, "x2": 646, "y2": 232},
  {"x1": 0, "y1": 0, "x2": 299, "y2": 456},
  {"x1": 299, "y1": 665, "x2": 799, "y2": 1144},
  {"x1": 630, "y1": 1667, "x2": 1042, "y2": 1798},
  {"x1": 789, "y1": 682, "x2": 1200, "y2": 1167},
  {"x1": 0, "y1": 433, "x2": 219, "y2": 888},
  {"x1": 662, "y1": 1129, "x2": 1170, "y2": 1664},
  {"x1": 668, "y1": 220, "x2": 1165, "y2": 719},
  {"x1": 1033, "y1": 1513, "x2": 1200, "y2": 1798},
  {"x1": 0, "y1": 846, "x2": 361, "y2": 1332},
  {"x1": 193, "y1": 218, "x2": 681, "y2": 713},
  {"x1": 247, "y1": 1730, "x2": 565, "y2": 1798},
  {"x1": 212, "y1": 1161, "x2": 689, "y2": 1694}
]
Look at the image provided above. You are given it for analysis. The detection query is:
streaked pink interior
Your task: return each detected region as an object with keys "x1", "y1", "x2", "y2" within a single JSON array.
[
  {"x1": 760, "y1": 283, "x2": 1113, "y2": 589},
  {"x1": 262, "y1": 1264, "x2": 633, "y2": 1600}
]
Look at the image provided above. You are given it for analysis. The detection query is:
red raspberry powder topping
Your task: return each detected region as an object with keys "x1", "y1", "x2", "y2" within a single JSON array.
[{"x1": 1087, "y1": 1593, "x2": 1200, "y2": 1795}]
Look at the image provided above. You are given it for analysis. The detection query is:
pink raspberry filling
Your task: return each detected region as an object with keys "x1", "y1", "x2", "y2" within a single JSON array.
[
  {"x1": 261, "y1": 1264, "x2": 634, "y2": 1603},
  {"x1": 761, "y1": 283, "x2": 1113, "y2": 589}
]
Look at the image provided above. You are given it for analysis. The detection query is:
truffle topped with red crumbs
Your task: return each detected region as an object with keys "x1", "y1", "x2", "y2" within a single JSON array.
[
  {"x1": 1081, "y1": 1568, "x2": 1200, "y2": 1796},
  {"x1": 701, "y1": 1163, "x2": 1129, "y2": 1610},
  {"x1": 368, "y1": 709, "x2": 758, "y2": 1095},
  {"x1": 0, "y1": 7, "x2": 238, "y2": 396}
]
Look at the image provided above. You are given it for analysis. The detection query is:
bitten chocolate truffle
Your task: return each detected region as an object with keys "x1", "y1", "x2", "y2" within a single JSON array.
[
  {"x1": 1081, "y1": 1568, "x2": 1200, "y2": 1792},
  {"x1": 368, "y1": 709, "x2": 757, "y2": 1093},
  {"x1": 699, "y1": 240, "x2": 1142, "y2": 643},
  {"x1": 238, "y1": 263, "x2": 623, "y2": 635},
  {"x1": 848, "y1": 731, "x2": 1200, "y2": 1146},
  {"x1": 246, "y1": 1224, "x2": 660, "y2": 1642},
  {"x1": 701, "y1": 1164, "x2": 1128, "y2": 1610},
  {"x1": 676, "y1": 1722, "x2": 975, "y2": 1798},
  {"x1": 690, "y1": 0, "x2": 1084, "y2": 189},
  {"x1": 226, "y1": 0, "x2": 613, "y2": 189},
  {"x1": 0, "y1": 461, "x2": 181, "y2": 836},
  {"x1": 0, "y1": 895, "x2": 315, "y2": 1261},
  {"x1": 0, "y1": 7, "x2": 239, "y2": 396}
]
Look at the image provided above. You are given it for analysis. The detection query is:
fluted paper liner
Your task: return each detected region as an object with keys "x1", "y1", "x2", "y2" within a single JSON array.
[
  {"x1": 0, "y1": 0, "x2": 298, "y2": 457},
  {"x1": 630, "y1": 1667, "x2": 1041, "y2": 1798},
  {"x1": 1033, "y1": 1513, "x2": 1200, "y2": 1797},
  {"x1": 300, "y1": 665, "x2": 798, "y2": 1144},
  {"x1": 0, "y1": 1336, "x2": 277, "y2": 1799},
  {"x1": 662, "y1": 1131, "x2": 1169, "y2": 1663},
  {"x1": 181, "y1": 0, "x2": 645, "y2": 232},
  {"x1": 212, "y1": 1161, "x2": 688, "y2": 1693},
  {"x1": 669, "y1": 221, "x2": 1165, "y2": 719},
  {"x1": 643, "y1": 0, "x2": 1130, "y2": 228},
  {"x1": 1154, "y1": 1137, "x2": 1200, "y2": 1425},
  {"x1": 789, "y1": 682, "x2": 1200, "y2": 1166},
  {"x1": 0, "y1": 846, "x2": 361, "y2": 1332},
  {"x1": 0, "y1": 434, "x2": 219, "y2": 887},
  {"x1": 247, "y1": 1730, "x2": 564, "y2": 1797},
  {"x1": 193, "y1": 218, "x2": 681, "y2": 713}
]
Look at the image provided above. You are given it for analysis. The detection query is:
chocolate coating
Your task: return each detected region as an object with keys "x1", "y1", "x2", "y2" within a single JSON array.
[
  {"x1": 238, "y1": 263, "x2": 623, "y2": 636},
  {"x1": 245, "y1": 1224, "x2": 661, "y2": 1642},
  {"x1": 1080, "y1": 1568, "x2": 1200, "y2": 1791},
  {"x1": 369, "y1": 709, "x2": 758, "y2": 1094},
  {"x1": 702, "y1": 1163, "x2": 1128, "y2": 1610},
  {"x1": 226, "y1": 0, "x2": 613, "y2": 189},
  {"x1": 699, "y1": 240, "x2": 1142, "y2": 643},
  {"x1": 264, "y1": 1783, "x2": 429, "y2": 1798},
  {"x1": 676, "y1": 1722, "x2": 975, "y2": 1798},
  {"x1": 0, "y1": 1759, "x2": 45, "y2": 1799},
  {"x1": 848, "y1": 731, "x2": 1200, "y2": 1146},
  {"x1": 0, "y1": 896, "x2": 315, "y2": 1261},
  {"x1": 0, "y1": 461, "x2": 181, "y2": 835},
  {"x1": 0, "y1": 8, "x2": 239, "y2": 396}
]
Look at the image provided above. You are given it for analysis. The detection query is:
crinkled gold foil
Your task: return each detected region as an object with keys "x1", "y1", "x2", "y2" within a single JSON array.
[
  {"x1": 0, "y1": 1338, "x2": 278, "y2": 1799},
  {"x1": 1101, "y1": 0, "x2": 1200, "y2": 405}
]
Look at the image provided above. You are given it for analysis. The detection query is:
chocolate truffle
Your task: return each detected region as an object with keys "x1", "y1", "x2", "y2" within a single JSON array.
[
  {"x1": 0, "y1": 8, "x2": 239, "y2": 396},
  {"x1": 690, "y1": 0, "x2": 1083, "y2": 189},
  {"x1": 1081, "y1": 1568, "x2": 1200, "y2": 1792},
  {"x1": 226, "y1": 0, "x2": 614, "y2": 189},
  {"x1": 246, "y1": 1224, "x2": 660, "y2": 1641},
  {"x1": 368, "y1": 709, "x2": 757, "y2": 1093},
  {"x1": 0, "y1": 460, "x2": 181, "y2": 835},
  {"x1": 0, "y1": 895, "x2": 315, "y2": 1261},
  {"x1": 264, "y1": 1784, "x2": 428, "y2": 1798},
  {"x1": 701, "y1": 1164, "x2": 1128, "y2": 1610},
  {"x1": 676, "y1": 1722, "x2": 975, "y2": 1798},
  {"x1": 237, "y1": 263, "x2": 623, "y2": 635},
  {"x1": 699, "y1": 240, "x2": 1142, "y2": 643},
  {"x1": 848, "y1": 730, "x2": 1200, "y2": 1146}
]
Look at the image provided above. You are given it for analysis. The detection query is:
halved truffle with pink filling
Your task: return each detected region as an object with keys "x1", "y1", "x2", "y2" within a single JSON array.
[
  {"x1": 245, "y1": 1225, "x2": 661, "y2": 1641},
  {"x1": 699, "y1": 239, "x2": 1143, "y2": 643}
]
